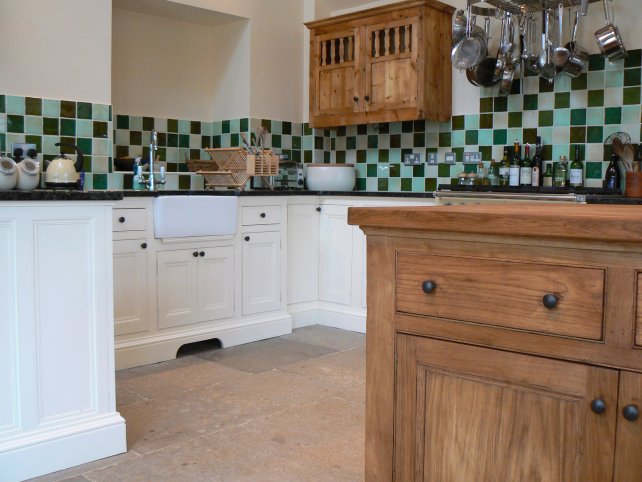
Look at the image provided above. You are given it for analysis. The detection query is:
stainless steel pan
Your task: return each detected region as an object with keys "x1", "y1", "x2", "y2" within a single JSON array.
[
  {"x1": 563, "y1": 11, "x2": 589, "y2": 78},
  {"x1": 594, "y1": 0, "x2": 626, "y2": 61}
]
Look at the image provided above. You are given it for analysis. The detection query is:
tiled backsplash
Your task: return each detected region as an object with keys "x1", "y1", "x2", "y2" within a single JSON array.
[{"x1": 1, "y1": 49, "x2": 640, "y2": 191}]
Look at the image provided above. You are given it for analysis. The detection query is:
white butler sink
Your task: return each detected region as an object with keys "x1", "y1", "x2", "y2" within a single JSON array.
[{"x1": 154, "y1": 195, "x2": 238, "y2": 238}]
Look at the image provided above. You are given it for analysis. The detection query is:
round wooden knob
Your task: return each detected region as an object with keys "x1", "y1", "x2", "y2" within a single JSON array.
[
  {"x1": 542, "y1": 294, "x2": 559, "y2": 309},
  {"x1": 422, "y1": 280, "x2": 436, "y2": 294}
]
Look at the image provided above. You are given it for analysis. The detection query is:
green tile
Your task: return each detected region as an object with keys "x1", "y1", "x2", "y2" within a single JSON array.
[
  {"x1": 190, "y1": 121, "x2": 201, "y2": 135},
  {"x1": 554, "y1": 92, "x2": 570, "y2": 109},
  {"x1": 400, "y1": 178, "x2": 412, "y2": 191},
  {"x1": 587, "y1": 89, "x2": 605, "y2": 107},
  {"x1": 116, "y1": 115, "x2": 129, "y2": 129},
  {"x1": 438, "y1": 163, "x2": 451, "y2": 177},
  {"x1": 0, "y1": 133, "x2": 4, "y2": 152},
  {"x1": 494, "y1": 97, "x2": 508, "y2": 112},
  {"x1": 605, "y1": 70, "x2": 623, "y2": 88},
  {"x1": 538, "y1": 110, "x2": 554, "y2": 127},
  {"x1": 24, "y1": 135, "x2": 42, "y2": 153},
  {"x1": 451, "y1": 115, "x2": 465, "y2": 130},
  {"x1": 465, "y1": 130, "x2": 478, "y2": 145},
  {"x1": 587, "y1": 126, "x2": 604, "y2": 143},
  {"x1": 624, "y1": 68, "x2": 641, "y2": 87},
  {"x1": 625, "y1": 49, "x2": 642, "y2": 68},
  {"x1": 585, "y1": 161, "x2": 603, "y2": 179},
  {"x1": 357, "y1": 150, "x2": 366, "y2": 163},
  {"x1": 178, "y1": 175, "x2": 191, "y2": 190},
  {"x1": 539, "y1": 78, "x2": 555, "y2": 93},
  {"x1": 479, "y1": 97, "x2": 493, "y2": 113},
  {"x1": 571, "y1": 73, "x2": 588, "y2": 91},
  {"x1": 336, "y1": 151, "x2": 346, "y2": 163},
  {"x1": 570, "y1": 108, "x2": 586, "y2": 125},
  {"x1": 379, "y1": 149, "x2": 389, "y2": 163},
  {"x1": 508, "y1": 112, "x2": 522, "y2": 128},
  {"x1": 77, "y1": 137, "x2": 92, "y2": 155},
  {"x1": 41, "y1": 99, "x2": 58, "y2": 118},
  {"x1": 570, "y1": 127, "x2": 586, "y2": 143},
  {"x1": 377, "y1": 178, "x2": 388, "y2": 191},
  {"x1": 438, "y1": 132, "x2": 451, "y2": 147},
  {"x1": 93, "y1": 104, "x2": 110, "y2": 121},
  {"x1": 493, "y1": 129, "x2": 507, "y2": 145},
  {"x1": 143, "y1": 117, "x2": 155, "y2": 131},
  {"x1": 168, "y1": 119, "x2": 178, "y2": 132},
  {"x1": 0, "y1": 95, "x2": 4, "y2": 113},
  {"x1": 523, "y1": 128, "x2": 538, "y2": 145},
  {"x1": 77, "y1": 102, "x2": 92, "y2": 119},
  {"x1": 6, "y1": 95, "x2": 25, "y2": 114},
  {"x1": 424, "y1": 178, "x2": 437, "y2": 191},
  {"x1": 292, "y1": 136, "x2": 301, "y2": 150},
  {"x1": 368, "y1": 135, "x2": 378, "y2": 148},
  {"x1": 60, "y1": 118, "x2": 75, "y2": 136},
  {"x1": 25, "y1": 97, "x2": 42, "y2": 116},
  {"x1": 7, "y1": 115, "x2": 24, "y2": 133},
  {"x1": 604, "y1": 107, "x2": 622, "y2": 124},
  {"x1": 413, "y1": 133, "x2": 425, "y2": 147},
  {"x1": 389, "y1": 164, "x2": 400, "y2": 177},
  {"x1": 479, "y1": 113, "x2": 493, "y2": 129},
  {"x1": 261, "y1": 119, "x2": 272, "y2": 132},
  {"x1": 587, "y1": 107, "x2": 604, "y2": 125},
  {"x1": 271, "y1": 134, "x2": 281, "y2": 148},
  {"x1": 60, "y1": 100, "x2": 76, "y2": 118},
  {"x1": 92, "y1": 173, "x2": 107, "y2": 190},
  {"x1": 554, "y1": 109, "x2": 570, "y2": 126},
  {"x1": 413, "y1": 165, "x2": 425, "y2": 177},
  {"x1": 241, "y1": 118, "x2": 250, "y2": 132},
  {"x1": 220, "y1": 120, "x2": 229, "y2": 134},
  {"x1": 401, "y1": 121, "x2": 413, "y2": 133},
  {"x1": 623, "y1": 87, "x2": 641, "y2": 105},
  {"x1": 25, "y1": 116, "x2": 42, "y2": 135},
  {"x1": 451, "y1": 131, "x2": 464, "y2": 146},
  {"x1": 589, "y1": 54, "x2": 605, "y2": 71},
  {"x1": 366, "y1": 164, "x2": 377, "y2": 177},
  {"x1": 43, "y1": 117, "x2": 59, "y2": 135},
  {"x1": 93, "y1": 121, "x2": 108, "y2": 138}
]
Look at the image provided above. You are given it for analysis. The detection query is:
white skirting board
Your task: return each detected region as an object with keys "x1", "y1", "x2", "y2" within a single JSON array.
[
  {"x1": 0, "y1": 414, "x2": 126, "y2": 482},
  {"x1": 289, "y1": 306, "x2": 366, "y2": 333}
]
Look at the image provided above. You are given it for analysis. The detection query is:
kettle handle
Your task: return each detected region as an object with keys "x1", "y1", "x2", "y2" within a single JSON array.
[{"x1": 55, "y1": 142, "x2": 85, "y2": 172}]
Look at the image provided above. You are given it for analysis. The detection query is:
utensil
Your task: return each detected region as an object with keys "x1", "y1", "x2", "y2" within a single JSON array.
[
  {"x1": 499, "y1": 61, "x2": 516, "y2": 96},
  {"x1": 466, "y1": 17, "x2": 499, "y2": 87},
  {"x1": 553, "y1": 4, "x2": 571, "y2": 71},
  {"x1": 452, "y1": 9, "x2": 467, "y2": 46},
  {"x1": 623, "y1": 143, "x2": 635, "y2": 170},
  {"x1": 451, "y1": 0, "x2": 486, "y2": 70},
  {"x1": 563, "y1": 11, "x2": 589, "y2": 77},
  {"x1": 594, "y1": 0, "x2": 626, "y2": 61},
  {"x1": 523, "y1": 16, "x2": 541, "y2": 74},
  {"x1": 539, "y1": 9, "x2": 556, "y2": 80}
]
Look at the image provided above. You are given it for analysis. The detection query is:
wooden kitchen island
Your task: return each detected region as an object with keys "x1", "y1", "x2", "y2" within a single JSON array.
[{"x1": 348, "y1": 204, "x2": 642, "y2": 482}]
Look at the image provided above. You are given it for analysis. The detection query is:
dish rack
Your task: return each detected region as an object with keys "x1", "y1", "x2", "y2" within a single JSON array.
[{"x1": 187, "y1": 148, "x2": 279, "y2": 189}]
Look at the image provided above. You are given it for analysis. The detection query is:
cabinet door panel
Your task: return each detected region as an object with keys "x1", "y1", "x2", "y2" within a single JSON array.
[
  {"x1": 157, "y1": 250, "x2": 198, "y2": 329},
  {"x1": 113, "y1": 239, "x2": 149, "y2": 336},
  {"x1": 198, "y1": 246, "x2": 235, "y2": 323},
  {"x1": 242, "y1": 231, "x2": 281, "y2": 315},
  {"x1": 287, "y1": 205, "x2": 320, "y2": 304},
  {"x1": 614, "y1": 371, "x2": 642, "y2": 481},
  {"x1": 395, "y1": 334, "x2": 618, "y2": 482},
  {"x1": 319, "y1": 205, "x2": 352, "y2": 305}
]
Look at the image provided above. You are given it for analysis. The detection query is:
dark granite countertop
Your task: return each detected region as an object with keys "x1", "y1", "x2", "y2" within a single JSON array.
[
  {"x1": 0, "y1": 189, "x2": 124, "y2": 201},
  {"x1": 121, "y1": 189, "x2": 436, "y2": 198},
  {"x1": 586, "y1": 195, "x2": 642, "y2": 205}
]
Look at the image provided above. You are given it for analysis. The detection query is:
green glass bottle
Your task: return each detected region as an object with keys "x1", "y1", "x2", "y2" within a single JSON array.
[
  {"x1": 509, "y1": 141, "x2": 521, "y2": 187},
  {"x1": 498, "y1": 148, "x2": 510, "y2": 186},
  {"x1": 569, "y1": 145, "x2": 583, "y2": 188},
  {"x1": 542, "y1": 163, "x2": 553, "y2": 187},
  {"x1": 520, "y1": 144, "x2": 532, "y2": 186}
]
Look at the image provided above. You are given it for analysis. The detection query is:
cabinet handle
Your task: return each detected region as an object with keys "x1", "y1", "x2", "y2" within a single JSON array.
[
  {"x1": 316, "y1": 207, "x2": 321, "y2": 212},
  {"x1": 141, "y1": 242, "x2": 147, "y2": 249},
  {"x1": 422, "y1": 280, "x2": 437, "y2": 294},
  {"x1": 364, "y1": 95, "x2": 370, "y2": 101},
  {"x1": 193, "y1": 251, "x2": 199, "y2": 257},
  {"x1": 353, "y1": 96, "x2": 359, "y2": 102},
  {"x1": 542, "y1": 293, "x2": 559, "y2": 309},
  {"x1": 591, "y1": 398, "x2": 607, "y2": 414},
  {"x1": 199, "y1": 251, "x2": 205, "y2": 257},
  {"x1": 118, "y1": 216, "x2": 126, "y2": 223},
  {"x1": 245, "y1": 236, "x2": 250, "y2": 241},
  {"x1": 623, "y1": 404, "x2": 639, "y2": 421},
  {"x1": 260, "y1": 212, "x2": 266, "y2": 218}
]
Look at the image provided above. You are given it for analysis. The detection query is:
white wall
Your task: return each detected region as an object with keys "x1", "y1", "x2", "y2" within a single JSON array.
[{"x1": 0, "y1": 0, "x2": 111, "y2": 104}]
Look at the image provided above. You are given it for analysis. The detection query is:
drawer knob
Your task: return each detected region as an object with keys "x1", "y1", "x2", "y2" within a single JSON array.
[
  {"x1": 193, "y1": 251, "x2": 199, "y2": 257},
  {"x1": 245, "y1": 236, "x2": 250, "y2": 242},
  {"x1": 199, "y1": 251, "x2": 205, "y2": 257},
  {"x1": 353, "y1": 96, "x2": 359, "y2": 102},
  {"x1": 118, "y1": 216, "x2": 126, "y2": 223},
  {"x1": 623, "y1": 404, "x2": 639, "y2": 421},
  {"x1": 316, "y1": 207, "x2": 321, "y2": 212},
  {"x1": 542, "y1": 294, "x2": 559, "y2": 309},
  {"x1": 141, "y1": 242, "x2": 147, "y2": 249},
  {"x1": 591, "y1": 398, "x2": 607, "y2": 414},
  {"x1": 364, "y1": 95, "x2": 370, "y2": 101},
  {"x1": 422, "y1": 280, "x2": 437, "y2": 294},
  {"x1": 260, "y1": 212, "x2": 266, "y2": 218}
]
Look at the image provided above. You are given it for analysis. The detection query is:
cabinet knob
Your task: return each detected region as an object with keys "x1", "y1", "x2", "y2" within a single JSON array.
[
  {"x1": 193, "y1": 251, "x2": 199, "y2": 257},
  {"x1": 244, "y1": 236, "x2": 250, "y2": 241},
  {"x1": 353, "y1": 96, "x2": 359, "y2": 102},
  {"x1": 260, "y1": 212, "x2": 266, "y2": 218},
  {"x1": 623, "y1": 404, "x2": 639, "y2": 421},
  {"x1": 316, "y1": 207, "x2": 321, "y2": 212},
  {"x1": 542, "y1": 293, "x2": 559, "y2": 309},
  {"x1": 591, "y1": 398, "x2": 607, "y2": 414},
  {"x1": 141, "y1": 242, "x2": 147, "y2": 249},
  {"x1": 364, "y1": 95, "x2": 370, "y2": 101},
  {"x1": 118, "y1": 216, "x2": 125, "y2": 223},
  {"x1": 422, "y1": 280, "x2": 437, "y2": 294},
  {"x1": 199, "y1": 251, "x2": 205, "y2": 257}
]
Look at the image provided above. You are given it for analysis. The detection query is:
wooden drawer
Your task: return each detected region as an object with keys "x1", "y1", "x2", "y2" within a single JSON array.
[
  {"x1": 241, "y1": 205, "x2": 281, "y2": 226},
  {"x1": 396, "y1": 252, "x2": 605, "y2": 340},
  {"x1": 113, "y1": 208, "x2": 147, "y2": 232}
]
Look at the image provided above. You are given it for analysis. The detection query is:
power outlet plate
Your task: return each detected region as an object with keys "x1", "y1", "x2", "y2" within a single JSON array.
[
  {"x1": 11, "y1": 142, "x2": 37, "y2": 157},
  {"x1": 463, "y1": 152, "x2": 482, "y2": 164},
  {"x1": 444, "y1": 152, "x2": 456, "y2": 164},
  {"x1": 426, "y1": 152, "x2": 438, "y2": 165},
  {"x1": 403, "y1": 153, "x2": 423, "y2": 165}
]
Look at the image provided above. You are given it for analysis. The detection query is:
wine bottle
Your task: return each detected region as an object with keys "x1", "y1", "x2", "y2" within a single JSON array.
[
  {"x1": 569, "y1": 145, "x2": 583, "y2": 188},
  {"x1": 488, "y1": 159, "x2": 498, "y2": 186},
  {"x1": 604, "y1": 154, "x2": 620, "y2": 191},
  {"x1": 509, "y1": 141, "x2": 520, "y2": 187},
  {"x1": 542, "y1": 163, "x2": 553, "y2": 187},
  {"x1": 520, "y1": 144, "x2": 532, "y2": 186},
  {"x1": 554, "y1": 156, "x2": 568, "y2": 187},
  {"x1": 499, "y1": 148, "x2": 510, "y2": 186},
  {"x1": 531, "y1": 137, "x2": 542, "y2": 187}
]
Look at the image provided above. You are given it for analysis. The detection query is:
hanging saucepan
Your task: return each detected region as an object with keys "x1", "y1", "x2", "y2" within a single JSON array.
[
  {"x1": 466, "y1": 18, "x2": 498, "y2": 87},
  {"x1": 452, "y1": 9, "x2": 467, "y2": 46},
  {"x1": 498, "y1": 60, "x2": 516, "y2": 96},
  {"x1": 452, "y1": 0, "x2": 488, "y2": 70},
  {"x1": 563, "y1": 11, "x2": 589, "y2": 78},
  {"x1": 594, "y1": 0, "x2": 626, "y2": 61}
]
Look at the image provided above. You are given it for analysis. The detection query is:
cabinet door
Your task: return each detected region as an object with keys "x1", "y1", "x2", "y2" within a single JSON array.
[
  {"x1": 365, "y1": 17, "x2": 419, "y2": 114},
  {"x1": 113, "y1": 239, "x2": 150, "y2": 336},
  {"x1": 614, "y1": 371, "x2": 642, "y2": 481},
  {"x1": 311, "y1": 29, "x2": 362, "y2": 119},
  {"x1": 197, "y1": 246, "x2": 235, "y2": 323},
  {"x1": 319, "y1": 205, "x2": 352, "y2": 305},
  {"x1": 242, "y1": 231, "x2": 281, "y2": 315},
  {"x1": 157, "y1": 250, "x2": 198, "y2": 329},
  {"x1": 395, "y1": 334, "x2": 618, "y2": 482},
  {"x1": 287, "y1": 204, "x2": 320, "y2": 304}
]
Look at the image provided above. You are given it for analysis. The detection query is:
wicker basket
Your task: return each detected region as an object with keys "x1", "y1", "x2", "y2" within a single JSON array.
[
  {"x1": 187, "y1": 148, "x2": 279, "y2": 189},
  {"x1": 198, "y1": 171, "x2": 251, "y2": 189}
]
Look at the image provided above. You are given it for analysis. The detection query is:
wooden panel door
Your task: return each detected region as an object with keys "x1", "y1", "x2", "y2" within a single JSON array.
[
  {"x1": 157, "y1": 250, "x2": 198, "y2": 329},
  {"x1": 365, "y1": 17, "x2": 419, "y2": 114},
  {"x1": 395, "y1": 334, "x2": 618, "y2": 482},
  {"x1": 311, "y1": 29, "x2": 361, "y2": 118},
  {"x1": 197, "y1": 246, "x2": 235, "y2": 323},
  {"x1": 614, "y1": 371, "x2": 642, "y2": 481},
  {"x1": 113, "y1": 238, "x2": 150, "y2": 336}
]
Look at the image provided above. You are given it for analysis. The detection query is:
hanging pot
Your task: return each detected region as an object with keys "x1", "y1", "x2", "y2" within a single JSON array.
[{"x1": 594, "y1": 0, "x2": 626, "y2": 61}]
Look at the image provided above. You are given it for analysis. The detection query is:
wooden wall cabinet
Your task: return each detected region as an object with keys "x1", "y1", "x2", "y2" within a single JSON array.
[
  {"x1": 349, "y1": 204, "x2": 642, "y2": 482},
  {"x1": 305, "y1": 0, "x2": 454, "y2": 128}
]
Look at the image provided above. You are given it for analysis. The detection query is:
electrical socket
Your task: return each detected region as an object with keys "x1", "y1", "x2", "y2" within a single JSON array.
[
  {"x1": 403, "y1": 153, "x2": 423, "y2": 165},
  {"x1": 463, "y1": 152, "x2": 482, "y2": 164},
  {"x1": 426, "y1": 152, "x2": 438, "y2": 165},
  {"x1": 444, "y1": 152, "x2": 456, "y2": 164}
]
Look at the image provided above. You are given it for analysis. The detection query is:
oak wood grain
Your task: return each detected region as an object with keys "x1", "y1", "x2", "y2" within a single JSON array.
[{"x1": 613, "y1": 371, "x2": 642, "y2": 481}]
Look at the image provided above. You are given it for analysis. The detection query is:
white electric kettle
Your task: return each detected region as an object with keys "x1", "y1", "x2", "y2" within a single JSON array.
[{"x1": 45, "y1": 142, "x2": 84, "y2": 189}]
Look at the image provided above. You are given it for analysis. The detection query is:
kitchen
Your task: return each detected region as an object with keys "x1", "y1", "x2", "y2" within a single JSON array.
[{"x1": 1, "y1": 0, "x2": 642, "y2": 480}]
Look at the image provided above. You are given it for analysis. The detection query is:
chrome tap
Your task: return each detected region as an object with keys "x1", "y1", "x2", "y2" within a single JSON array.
[{"x1": 140, "y1": 130, "x2": 165, "y2": 191}]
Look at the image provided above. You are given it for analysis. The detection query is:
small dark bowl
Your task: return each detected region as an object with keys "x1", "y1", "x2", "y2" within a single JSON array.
[{"x1": 114, "y1": 157, "x2": 148, "y2": 172}]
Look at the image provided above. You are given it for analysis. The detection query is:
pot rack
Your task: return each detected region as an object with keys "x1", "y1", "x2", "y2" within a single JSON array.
[{"x1": 470, "y1": 0, "x2": 601, "y2": 16}]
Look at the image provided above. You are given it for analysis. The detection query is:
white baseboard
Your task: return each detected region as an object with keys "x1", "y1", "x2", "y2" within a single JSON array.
[
  {"x1": 0, "y1": 414, "x2": 126, "y2": 482},
  {"x1": 115, "y1": 314, "x2": 292, "y2": 370},
  {"x1": 289, "y1": 305, "x2": 366, "y2": 333}
]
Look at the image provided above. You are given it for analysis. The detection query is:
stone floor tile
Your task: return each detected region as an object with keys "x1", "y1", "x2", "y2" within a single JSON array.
[
  {"x1": 27, "y1": 451, "x2": 139, "y2": 482},
  {"x1": 116, "y1": 387, "x2": 148, "y2": 408},
  {"x1": 283, "y1": 324, "x2": 365, "y2": 351},
  {"x1": 197, "y1": 337, "x2": 337, "y2": 373}
]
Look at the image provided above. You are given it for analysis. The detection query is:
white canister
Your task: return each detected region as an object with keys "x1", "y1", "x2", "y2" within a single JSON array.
[
  {"x1": 16, "y1": 158, "x2": 40, "y2": 191},
  {"x1": 0, "y1": 156, "x2": 18, "y2": 190}
]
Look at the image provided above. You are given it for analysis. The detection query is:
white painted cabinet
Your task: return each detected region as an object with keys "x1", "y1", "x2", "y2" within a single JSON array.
[
  {"x1": 318, "y1": 204, "x2": 353, "y2": 305},
  {"x1": 157, "y1": 246, "x2": 235, "y2": 329},
  {"x1": 113, "y1": 239, "x2": 150, "y2": 336},
  {"x1": 287, "y1": 204, "x2": 320, "y2": 304},
  {"x1": 242, "y1": 231, "x2": 281, "y2": 315}
]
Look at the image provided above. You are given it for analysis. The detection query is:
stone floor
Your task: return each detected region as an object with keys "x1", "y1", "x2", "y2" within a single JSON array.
[{"x1": 30, "y1": 325, "x2": 366, "y2": 482}]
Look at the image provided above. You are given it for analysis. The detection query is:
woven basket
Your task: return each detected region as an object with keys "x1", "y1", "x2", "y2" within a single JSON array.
[
  {"x1": 187, "y1": 148, "x2": 279, "y2": 189},
  {"x1": 199, "y1": 171, "x2": 251, "y2": 189}
]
